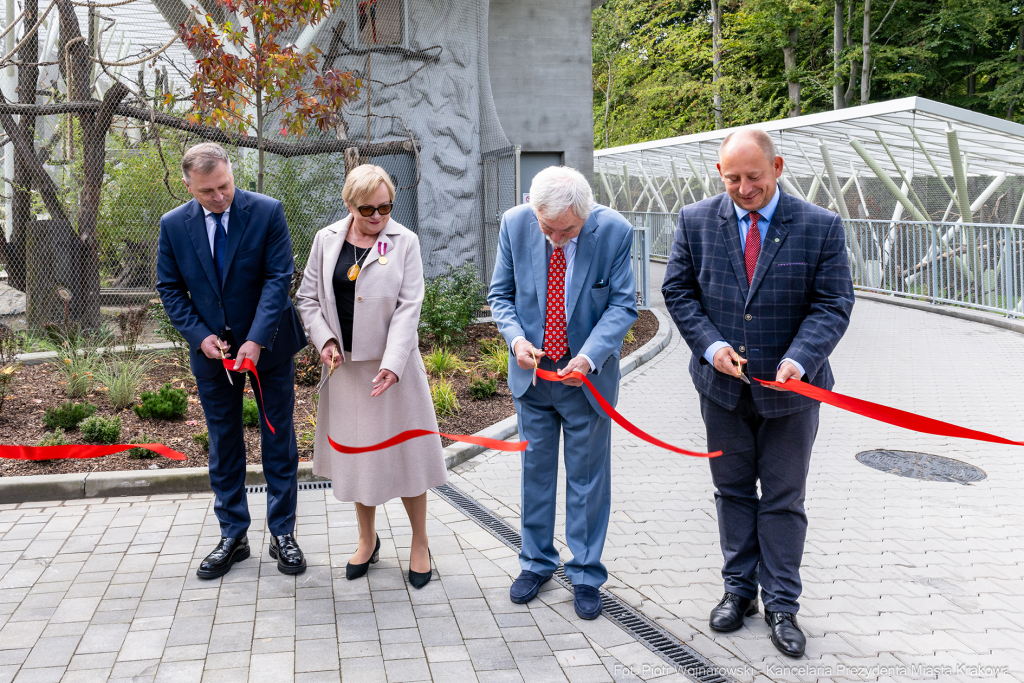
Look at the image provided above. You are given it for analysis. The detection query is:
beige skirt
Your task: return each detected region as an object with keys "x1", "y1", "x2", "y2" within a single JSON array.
[{"x1": 311, "y1": 353, "x2": 448, "y2": 506}]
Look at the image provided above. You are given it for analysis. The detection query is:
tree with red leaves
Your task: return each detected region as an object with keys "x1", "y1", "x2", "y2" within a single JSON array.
[{"x1": 179, "y1": 0, "x2": 362, "y2": 192}]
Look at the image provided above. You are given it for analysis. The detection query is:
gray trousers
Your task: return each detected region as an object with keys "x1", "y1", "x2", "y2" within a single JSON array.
[{"x1": 700, "y1": 385, "x2": 819, "y2": 614}]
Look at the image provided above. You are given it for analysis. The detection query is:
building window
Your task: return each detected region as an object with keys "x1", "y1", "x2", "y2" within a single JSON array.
[{"x1": 356, "y1": 0, "x2": 405, "y2": 47}]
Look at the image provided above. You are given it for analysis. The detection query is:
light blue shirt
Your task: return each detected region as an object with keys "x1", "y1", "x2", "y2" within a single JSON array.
[
  {"x1": 202, "y1": 205, "x2": 230, "y2": 257},
  {"x1": 511, "y1": 235, "x2": 595, "y2": 371},
  {"x1": 704, "y1": 188, "x2": 805, "y2": 379}
]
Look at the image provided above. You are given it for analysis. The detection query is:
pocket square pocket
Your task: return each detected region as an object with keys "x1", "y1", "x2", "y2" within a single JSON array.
[
  {"x1": 776, "y1": 262, "x2": 808, "y2": 267},
  {"x1": 592, "y1": 281, "x2": 609, "y2": 289}
]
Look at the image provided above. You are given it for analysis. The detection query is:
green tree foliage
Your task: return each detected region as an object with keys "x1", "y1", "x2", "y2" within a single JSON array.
[{"x1": 594, "y1": 0, "x2": 1024, "y2": 147}]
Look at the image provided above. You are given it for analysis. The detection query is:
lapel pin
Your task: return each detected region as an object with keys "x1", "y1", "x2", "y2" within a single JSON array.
[{"x1": 774, "y1": 238, "x2": 780, "y2": 243}]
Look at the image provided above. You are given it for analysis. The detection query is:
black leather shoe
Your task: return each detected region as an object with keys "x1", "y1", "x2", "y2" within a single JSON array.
[
  {"x1": 709, "y1": 592, "x2": 758, "y2": 632},
  {"x1": 346, "y1": 534, "x2": 380, "y2": 580},
  {"x1": 573, "y1": 585, "x2": 602, "y2": 620},
  {"x1": 509, "y1": 570, "x2": 552, "y2": 604},
  {"x1": 766, "y1": 610, "x2": 806, "y2": 657},
  {"x1": 269, "y1": 533, "x2": 306, "y2": 575},
  {"x1": 408, "y1": 550, "x2": 432, "y2": 589},
  {"x1": 197, "y1": 536, "x2": 250, "y2": 579}
]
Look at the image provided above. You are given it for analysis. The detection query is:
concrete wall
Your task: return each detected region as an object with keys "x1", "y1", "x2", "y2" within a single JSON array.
[{"x1": 487, "y1": 0, "x2": 595, "y2": 182}]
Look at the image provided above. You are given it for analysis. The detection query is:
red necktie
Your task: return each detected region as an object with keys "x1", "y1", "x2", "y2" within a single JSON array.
[
  {"x1": 544, "y1": 247, "x2": 568, "y2": 363},
  {"x1": 744, "y1": 212, "x2": 762, "y2": 287}
]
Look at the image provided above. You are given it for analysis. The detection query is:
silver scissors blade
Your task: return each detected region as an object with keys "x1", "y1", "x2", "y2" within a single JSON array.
[
  {"x1": 735, "y1": 360, "x2": 750, "y2": 385},
  {"x1": 531, "y1": 348, "x2": 538, "y2": 386},
  {"x1": 220, "y1": 347, "x2": 234, "y2": 385}
]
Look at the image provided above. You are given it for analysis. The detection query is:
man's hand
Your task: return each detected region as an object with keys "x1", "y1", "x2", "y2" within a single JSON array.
[
  {"x1": 233, "y1": 340, "x2": 262, "y2": 370},
  {"x1": 371, "y1": 369, "x2": 398, "y2": 397},
  {"x1": 514, "y1": 339, "x2": 545, "y2": 370},
  {"x1": 557, "y1": 356, "x2": 591, "y2": 387},
  {"x1": 712, "y1": 345, "x2": 745, "y2": 379},
  {"x1": 200, "y1": 334, "x2": 231, "y2": 360},
  {"x1": 775, "y1": 361, "x2": 802, "y2": 384},
  {"x1": 320, "y1": 340, "x2": 343, "y2": 369}
]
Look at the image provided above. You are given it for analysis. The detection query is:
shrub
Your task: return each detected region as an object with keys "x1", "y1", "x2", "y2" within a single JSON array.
[
  {"x1": 243, "y1": 397, "x2": 260, "y2": 428},
  {"x1": 43, "y1": 401, "x2": 97, "y2": 430},
  {"x1": 42, "y1": 323, "x2": 111, "y2": 398},
  {"x1": 423, "y1": 348, "x2": 464, "y2": 376},
  {"x1": 193, "y1": 431, "x2": 210, "y2": 452},
  {"x1": 469, "y1": 376, "x2": 497, "y2": 400},
  {"x1": 80, "y1": 415, "x2": 122, "y2": 444},
  {"x1": 126, "y1": 435, "x2": 158, "y2": 459},
  {"x1": 150, "y1": 301, "x2": 190, "y2": 376},
  {"x1": 113, "y1": 303, "x2": 151, "y2": 353},
  {"x1": 430, "y1": 377, "x2": 460, "y2": 417},
  {"x1": 97, "y1": 354, "x2": 152, "y2": 411},
  {"x1": 624, "y1": 324, "x2": 636, "y2": 345},
  {"x1": 37, "y1": 427, "x2": 73, "y2": 447},
  {"x1": 0, "y1": 322, "x2": 23, "y2": 417},
  {"x1": 478, "y1": 338, "x2": 510, "y2": 379},
  {"x1": 294, "y1": 345, "x2": 321, "y2": 386},
  {"x1": 419, "y1": 263, "x2": 487, "y2": 347},
  {"x1": 134, "y1": 383, "x2": 188, "y2": 420}
]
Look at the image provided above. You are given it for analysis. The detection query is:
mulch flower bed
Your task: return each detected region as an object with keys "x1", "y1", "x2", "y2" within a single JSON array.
[{"x1": 0, "y1": 310, "x2": 658, "y2": 477}]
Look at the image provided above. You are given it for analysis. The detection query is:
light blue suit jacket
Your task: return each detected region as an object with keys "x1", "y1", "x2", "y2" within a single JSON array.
[{"x1": 488, "y1": 204, "x2": 638, "y2": 414}]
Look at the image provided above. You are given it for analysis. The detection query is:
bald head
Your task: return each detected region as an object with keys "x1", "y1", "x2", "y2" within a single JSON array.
[{"x1": 716, "y1": 129, "x2": 784, "y2": 212}]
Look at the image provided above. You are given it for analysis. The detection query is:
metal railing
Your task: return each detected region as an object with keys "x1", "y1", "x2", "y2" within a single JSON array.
[
  {"x1": 845, "y1": 219, "x2": 1024, "y2": 318},
  {"x1": 617, "y1": 212, "x2": 1024, "y2": 319},
  {"x1": 622, "y1": 211, "x2": 676, "y2": 261},
  {"x1": 631, "y1": 227, "x2": 651, "y2": 310}
]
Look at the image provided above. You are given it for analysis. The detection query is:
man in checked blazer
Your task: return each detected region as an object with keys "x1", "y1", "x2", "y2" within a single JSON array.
[{"x1": 662, "y1": 129, "x2": 854, "y2": 657}]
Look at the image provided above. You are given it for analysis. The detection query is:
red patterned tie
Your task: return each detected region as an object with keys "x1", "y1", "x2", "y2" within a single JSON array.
[
  {"x1": 744, "y1": 212, "x2": 762, "y2": 287},
  {"x1": 543, "y1": 247, "x2": 568, "y2": 362}
]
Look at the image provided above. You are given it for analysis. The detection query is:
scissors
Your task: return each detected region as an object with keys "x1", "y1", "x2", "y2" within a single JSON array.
[
  {"x1": 219, "y1": 343, "x2": 233, "y2": 386},
  {"x1": 531, "y1": 347, "x2": 539, "y2": 386},
  {"x1": 315, "y1": 347, "x2": 339, "y2": 394},
  {"x1": 734, "y1": 358, "x2": 750, "y2": 385}
]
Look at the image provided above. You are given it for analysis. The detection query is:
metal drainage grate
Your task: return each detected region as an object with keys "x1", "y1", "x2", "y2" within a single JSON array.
[
  {"x1": 245, "y1": 480, "x2": 334, "y2": 495},
  {"x1": 856, "y1": 450, "x2": 987, "y2": 485},
  {"x1": 432, "y1": 483, "x2": 736, "y2": 683}
]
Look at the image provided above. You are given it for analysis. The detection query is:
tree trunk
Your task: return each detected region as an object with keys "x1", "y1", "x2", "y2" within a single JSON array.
[
  {"x1": 844, "y1": 0, "x2": 857, "y2": 106},
  {"x1": 712, "y1": 0, "x2": 723, "y2": 127},
  {"x1": 1008, "y1": 24, "x2": 1024, "y2": 118},
  {"x1": 7, "y1": 0, "x2": 39, "y2": 293},
  {"x1": 834, "y1": 0, "x2": 844, "y2": 109},
  {"x1": 967, "y1": 44, "x2": 976, "y2": 99},
  {"x1": 256, "y1": 86, "x2": 264, "y2": 194},
  {"x1": 861, "y1": 0, "x2": 871, "y2": 105},
  {"x1": 783, "y1": 27, "x2": 800, "y2": 117},
  {"x1": 604, "y1": 58, "x2": 612, "y2": 146}
]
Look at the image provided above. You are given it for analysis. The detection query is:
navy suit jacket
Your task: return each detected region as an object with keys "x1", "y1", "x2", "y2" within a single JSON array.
[
  {"x1": 661, "y1": 190, "x2": 855, "y2": 418},
  {"x1": 156, "y1": 189, "x2": 307, "y2": 380},
  {"x1": 488, "y1": 204, "x2": 638, "y2": 415}
]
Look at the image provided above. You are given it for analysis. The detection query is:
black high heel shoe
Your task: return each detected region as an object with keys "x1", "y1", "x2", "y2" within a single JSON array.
[
  {"x1": 346, "y1": 534, "x2": 380, "y2": 580},
  {"x1": 408, "y1": 550, "x2": 432, "y2": 589}
]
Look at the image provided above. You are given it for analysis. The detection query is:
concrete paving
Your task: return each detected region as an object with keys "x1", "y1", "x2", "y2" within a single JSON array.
[
  {"x1": 3, "y1": 259, "x2": 1024, "y2": 682},
  {"x1": 449, "y1": 261, "x2": 1024, "y2": 682}
]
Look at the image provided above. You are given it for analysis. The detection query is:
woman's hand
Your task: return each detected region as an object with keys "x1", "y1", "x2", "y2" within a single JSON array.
[
  {"x1": 370, "y1": 369, "x2": 398, "y2": 397},
  {"x1": 321, "y1": 341, "x2": 343, "y2": 369}
]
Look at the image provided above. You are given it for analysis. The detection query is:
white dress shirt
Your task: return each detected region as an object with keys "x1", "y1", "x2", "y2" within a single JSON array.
[
  {"x1": 203, "y1": 206, "x2": 230, "y2": 257},
  {"x1": 512, "y1": 236, "x2": 595, "y2": 372}
]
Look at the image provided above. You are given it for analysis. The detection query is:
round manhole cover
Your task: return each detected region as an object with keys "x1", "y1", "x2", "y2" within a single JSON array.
[{"x1": 856, "y1": 450, "x2": 986, "y2": 485}]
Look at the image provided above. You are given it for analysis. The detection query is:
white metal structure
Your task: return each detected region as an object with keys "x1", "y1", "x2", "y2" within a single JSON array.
[{"x1": 594, "y1": 97, "x2": 1024, "y2": 226}]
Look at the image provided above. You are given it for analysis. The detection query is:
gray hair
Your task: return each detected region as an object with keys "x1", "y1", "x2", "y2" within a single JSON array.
[
  {"x1": 181, "y1": 142, "x2": 231, "y2": 183},
  {"x1": 529, "y1": 166, "x2": 594, "y2": 221},
  {"x1": 719, "y1": 129, "x2": 778, "y2": 163}
]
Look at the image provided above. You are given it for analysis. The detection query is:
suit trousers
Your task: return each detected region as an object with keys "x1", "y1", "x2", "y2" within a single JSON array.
[
  {"x1": 699, "y1": 385, "x2": 818, "y2": 614},
  {"x1": 513, "y1": 356, "x2": 612, "y2": 588},
  {"x1": 196, "y1": 359, "x2": 299, "y2": 539}
]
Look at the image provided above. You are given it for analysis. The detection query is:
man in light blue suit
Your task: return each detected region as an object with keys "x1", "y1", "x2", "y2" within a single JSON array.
[{"x1": 488, "y1": 166, "x2": 637, "y2": 620}]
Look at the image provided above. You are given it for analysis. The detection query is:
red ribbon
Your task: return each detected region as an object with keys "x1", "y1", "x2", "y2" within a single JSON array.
[
  {"x1": 223, "y1": 358, "x2": 275, "y2": 434},
  {"x1": 756, "y1": 377, "x2": 1024, "y2": 447},
  {"x1": 535, "y1": 368, "x2": 721, "y2": 457},
  {"x1": 0, "y1": 443, "x2": 186, "y2": 461},
  {"x1": 328, "y1": 431, "x2": 526, "y2": 454}
]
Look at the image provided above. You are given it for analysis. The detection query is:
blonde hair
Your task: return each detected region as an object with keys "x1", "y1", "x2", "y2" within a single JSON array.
[{"x1": 342, "y1": 165, "x2": 396, "y2": 207}]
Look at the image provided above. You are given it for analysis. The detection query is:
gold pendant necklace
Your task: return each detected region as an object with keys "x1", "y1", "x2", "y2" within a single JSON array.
[{"x1": 347, "y1": 243, "x2": 372, "y2": 281}]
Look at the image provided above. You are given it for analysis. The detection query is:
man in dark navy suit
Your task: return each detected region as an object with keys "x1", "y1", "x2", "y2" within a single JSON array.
[
  {"x1": 662, "y1": 130, "x2": 855, "y2": 657},
  {"x1": 157, "y1": 143, "x2": 308, "y2": 578}
]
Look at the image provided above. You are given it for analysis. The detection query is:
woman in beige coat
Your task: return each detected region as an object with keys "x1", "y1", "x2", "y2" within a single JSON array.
[{"x1": 295, "y1": 165, "x2": 447, "y2": 588}]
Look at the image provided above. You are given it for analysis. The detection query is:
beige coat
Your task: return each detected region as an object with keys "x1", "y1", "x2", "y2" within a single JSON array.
[{"x1": 295, "y1": 216, "x2": 447, "y2": 505}]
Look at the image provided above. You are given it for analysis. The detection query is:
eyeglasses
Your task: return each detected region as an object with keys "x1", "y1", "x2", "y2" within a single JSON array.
[{"x1": 355, "y1": 203, "x2": 393, "y2": 217}]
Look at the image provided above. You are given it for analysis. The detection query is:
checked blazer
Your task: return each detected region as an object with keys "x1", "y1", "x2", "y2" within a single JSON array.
[{"x1": 662, "y1": 190, "x2": 855, "y2": 418}]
